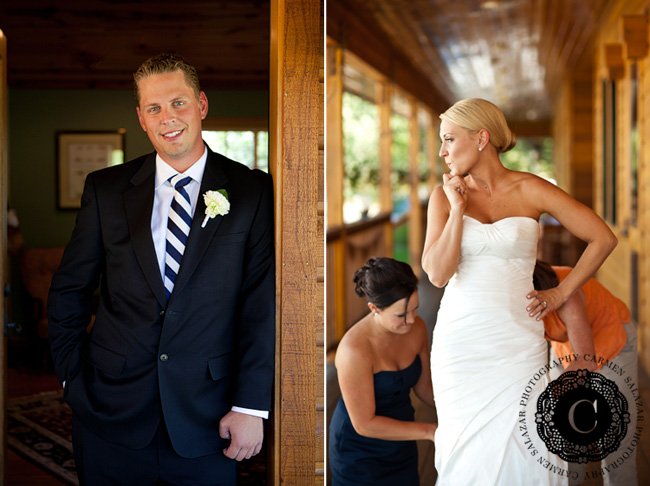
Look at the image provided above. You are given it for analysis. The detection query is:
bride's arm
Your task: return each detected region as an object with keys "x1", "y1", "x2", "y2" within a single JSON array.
[
  {"x1": 336, "y1": 340, "x2": 436, "y2": 443},
  {"x1": 525, "y1": 178, "x2": 617, "y2": 319},
  {"x1": 422, "y1": 176, "x2": 467, "y2": 287}
]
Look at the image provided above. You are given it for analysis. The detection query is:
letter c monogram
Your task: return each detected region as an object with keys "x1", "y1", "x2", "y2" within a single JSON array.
[{"x1": 568, "y1": 399, "x2": 597, "y2": 434}]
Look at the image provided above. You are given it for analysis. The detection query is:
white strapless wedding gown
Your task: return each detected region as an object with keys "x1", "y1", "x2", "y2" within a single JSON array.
[{"x1": 431, "y1": 216, "x2": 567, "y2": 486}]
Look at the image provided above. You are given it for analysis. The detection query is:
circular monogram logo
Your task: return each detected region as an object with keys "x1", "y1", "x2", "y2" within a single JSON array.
[{"x1": 535, "y1": 370, "x2": 630, "y2": 463}]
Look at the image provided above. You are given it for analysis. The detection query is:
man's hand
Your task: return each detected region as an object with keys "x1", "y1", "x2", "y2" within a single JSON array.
[{"x1": 219, "y1": 411, "x2": 264, "y2": 461}]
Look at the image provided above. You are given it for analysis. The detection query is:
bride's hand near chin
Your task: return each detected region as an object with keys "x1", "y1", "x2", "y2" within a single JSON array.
[{"x1": 442, "y1": 173, "x2": 468, "y2": 214}]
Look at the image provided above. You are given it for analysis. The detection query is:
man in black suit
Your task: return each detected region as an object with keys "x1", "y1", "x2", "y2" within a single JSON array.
[{"x1": 48, "y1": 53, "x2": 275, "y2": 485}]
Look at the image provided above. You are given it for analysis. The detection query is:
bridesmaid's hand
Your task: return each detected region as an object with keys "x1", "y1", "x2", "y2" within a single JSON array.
[
  {"x1": 526, "y1": 288, "x2": 565, "y2": 321},
  {"x1": 442, "y1": 173, "x2": 468, "y2": 213}
]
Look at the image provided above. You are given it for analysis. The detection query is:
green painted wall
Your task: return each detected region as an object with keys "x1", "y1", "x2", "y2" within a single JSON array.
[{"x1": 8, "y1": 88, "x2": 268, "y2": 248}]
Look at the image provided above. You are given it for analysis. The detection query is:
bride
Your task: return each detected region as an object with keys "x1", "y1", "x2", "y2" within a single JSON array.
[{"x1": 421, "y1": 98, "x2": 617, "y2": 485}]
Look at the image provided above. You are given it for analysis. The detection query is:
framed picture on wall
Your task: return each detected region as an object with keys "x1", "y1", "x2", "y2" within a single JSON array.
[{"x1": 57, "y1": 130, "x2": 125, "y2": 209}]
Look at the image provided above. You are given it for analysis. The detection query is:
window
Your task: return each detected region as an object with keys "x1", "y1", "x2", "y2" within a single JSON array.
[
  {"x1": 391, "y1": 90, "x2": 411, "y2": 220},
  {"x1": 417, "y1": 107, "x2": 432, "y2": 202},
  {"x1": 602, "y1": 79, "x2": 617, "y2": 225},
  {"x1": 630, "y1": 64, "x2": 639, "y2": 226},
  {"x1": 342, "y1": 91, "x2": 381, "y2": 224},
  {"x1": 202, "y1": 117, "x2": 268, "y2": 172},
  {"x1": 390, "y1": 90, "x2": 411, "y2": 263}
]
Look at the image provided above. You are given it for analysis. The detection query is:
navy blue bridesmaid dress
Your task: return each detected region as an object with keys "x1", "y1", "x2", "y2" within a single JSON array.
[{"x1": 329, "y1": 355, "x2": 422, "y2": 486}]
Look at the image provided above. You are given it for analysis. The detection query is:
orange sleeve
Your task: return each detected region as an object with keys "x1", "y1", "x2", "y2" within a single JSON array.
[{"x1": 544, "y1": 266, "x2": 628, "y2": 370}]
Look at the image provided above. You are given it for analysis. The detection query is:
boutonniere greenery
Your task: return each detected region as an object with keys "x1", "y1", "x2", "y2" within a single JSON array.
[{"x1": 201, "y1": 189, "x2": 230, "y2": 228}]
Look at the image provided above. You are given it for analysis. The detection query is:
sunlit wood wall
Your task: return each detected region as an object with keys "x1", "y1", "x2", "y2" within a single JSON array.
[
  {"x1": 590, "y1": 0, "x2": 650, "y2": 374},
  {"x1": 549, "y1": 54, "x2": 594, "y2": 266}
]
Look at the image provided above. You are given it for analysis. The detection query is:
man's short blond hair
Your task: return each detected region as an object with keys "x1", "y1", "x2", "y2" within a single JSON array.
[{"x1": 133, "y1": 53, "x2": 201, "y2": 105}]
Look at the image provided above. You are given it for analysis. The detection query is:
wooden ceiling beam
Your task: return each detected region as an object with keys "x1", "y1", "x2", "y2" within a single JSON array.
[
  {"x1": 604, "y1": 43, "x2": 626, "y2": 80},
  {"x1": 621, "y1": 14, "x2": 648, "y2": 59}
]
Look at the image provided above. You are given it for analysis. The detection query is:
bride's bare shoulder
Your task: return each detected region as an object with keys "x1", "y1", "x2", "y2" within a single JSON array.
[{"x1": 506, "y1": 170, "x2": 557, "y2": 194}]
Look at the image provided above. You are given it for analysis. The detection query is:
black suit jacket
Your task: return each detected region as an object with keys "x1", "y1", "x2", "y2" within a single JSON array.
[{"x1": 48, "y1": 146, "x2": 275, "y2": 458}]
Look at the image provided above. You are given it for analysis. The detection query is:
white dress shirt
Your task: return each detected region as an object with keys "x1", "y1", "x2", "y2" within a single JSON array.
[{"x1": 151, "y1": 148, "x2": 268, "y2": 420}]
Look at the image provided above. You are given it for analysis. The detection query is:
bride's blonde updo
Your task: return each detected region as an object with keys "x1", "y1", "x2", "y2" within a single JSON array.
[{"x1": 440, "y1": 98, "x2": 517, "y2": 154}]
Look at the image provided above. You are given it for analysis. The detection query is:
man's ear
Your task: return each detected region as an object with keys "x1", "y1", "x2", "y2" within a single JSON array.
[{"x1": 199, "y1": 91, "x2": 209, "y2": 120}]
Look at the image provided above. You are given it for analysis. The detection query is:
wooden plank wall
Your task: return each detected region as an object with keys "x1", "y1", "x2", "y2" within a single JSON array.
[
  {"x1": 591, "y1": 0, "x2": 650, "y2": 373},
  {"x1": 632, "y1": 6, "x2": 650, "y2": 375},
  {"x1": 269, "y1": 0, "x2": 324, "y2": 484},
  {"x1": 549, "y1": 55, "x2": 593, "y2": 267},
  {"x1": 627, "y1": 13, "x2": 648, "y2": 360},
  {"x1": 553, "y1": 57, "x2": 594, "y2": 207},
  {"x1": 571, "y1": 63, "x2": 596, "y2": 208}
]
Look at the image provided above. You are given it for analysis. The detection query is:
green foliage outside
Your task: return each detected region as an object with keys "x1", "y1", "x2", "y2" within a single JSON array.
[
  {"x1": 342, "y1": 92, "x2": 380, "y2": 221},
  {"x1": 417, "y1": 124, "x2": 432, "y2": 200},
  {"x1": 256, "y1": 131, "x2": 269, "y2": 172},
  {"x1": 202, "y1": 130, "x2": 269, "y2": 172},
  {"x1": 393, "y1": 222, "x2": 409, "y2": 264},
  {"x1": 500, "y1": 137, "x2": 554, "y2": 180},
  {"x1": 391, "y1": 113, "x2": 410, "y2": 217}
]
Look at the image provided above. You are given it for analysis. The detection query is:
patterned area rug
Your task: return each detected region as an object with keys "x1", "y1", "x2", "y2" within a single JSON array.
[
  {"x1": 7, "y1": 390, "x2": 267, "y2": 485},
  {"x1": 7, "y1": 391, "x2": 78, "y2": 485}
]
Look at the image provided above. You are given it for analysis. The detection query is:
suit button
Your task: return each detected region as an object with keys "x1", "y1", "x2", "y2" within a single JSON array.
[
  {"x1": 159, "y1": 354, "x2": 169, "y2": 362},
  {"x1": 159, "y1": 310, "x2": 165, "y2": 316}
]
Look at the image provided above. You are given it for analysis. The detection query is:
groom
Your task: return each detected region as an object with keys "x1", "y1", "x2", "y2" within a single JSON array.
[{"x1": 48, "y1": 53, "x2": 275, "y2": 485}]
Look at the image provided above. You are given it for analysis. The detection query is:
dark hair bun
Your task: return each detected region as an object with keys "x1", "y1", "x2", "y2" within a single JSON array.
[{"x1": 353, "y1": 257, "x2": 418, "y2": 309}]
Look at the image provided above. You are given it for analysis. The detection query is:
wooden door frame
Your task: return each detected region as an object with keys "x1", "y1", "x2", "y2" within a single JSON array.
[
  {"x1": 1, "y1": 28, "x2": 8, "y2": 486},
  {"x1": 270, "y1": 0, "x2": 324, "y2": 484}
]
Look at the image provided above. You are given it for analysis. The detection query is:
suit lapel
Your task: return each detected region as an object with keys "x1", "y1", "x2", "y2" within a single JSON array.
[
  {"x1": 170, "y1": 150, "x2": 229, "y2": 301},
  {"x1": 123, "y1": 154, "x2": 167, "y2": 308}
]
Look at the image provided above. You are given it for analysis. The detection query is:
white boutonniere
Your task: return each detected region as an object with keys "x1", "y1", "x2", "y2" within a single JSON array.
[{"x1": 201, "y1": 189, "x2": 230, "y2": 228}]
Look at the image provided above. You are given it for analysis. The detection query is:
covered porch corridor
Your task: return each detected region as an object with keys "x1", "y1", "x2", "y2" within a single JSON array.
[{"x1": 326, "y1": 0, "x2": 650, "y2": 484}]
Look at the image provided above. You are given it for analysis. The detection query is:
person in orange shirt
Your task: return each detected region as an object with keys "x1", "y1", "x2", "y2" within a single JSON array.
[{"x1": 532, "y1": 259, "x2": 638, "y2": 486}]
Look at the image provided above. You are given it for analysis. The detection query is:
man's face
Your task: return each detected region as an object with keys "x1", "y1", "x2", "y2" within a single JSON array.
[{"x1": 136, "y1": 70, "x2": 208, "y2": 168}]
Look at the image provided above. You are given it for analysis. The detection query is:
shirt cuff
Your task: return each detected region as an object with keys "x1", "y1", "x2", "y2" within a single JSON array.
[
  {"x1": 231, "y1": 406, "x2": 269, "y2": 419},
  {"x1": 63, "y1": 381, "x2": 267, "y2": 419}
]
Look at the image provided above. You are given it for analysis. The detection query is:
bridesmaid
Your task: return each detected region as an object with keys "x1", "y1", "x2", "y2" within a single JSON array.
[{"x1": 329, "y1": 257, "x2": 437, "y2": 486}]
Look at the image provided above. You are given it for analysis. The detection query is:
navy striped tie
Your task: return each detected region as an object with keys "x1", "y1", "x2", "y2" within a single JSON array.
[{"x1": 165, "y1": 174, "x2": 193, "y2": 300}]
